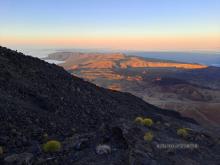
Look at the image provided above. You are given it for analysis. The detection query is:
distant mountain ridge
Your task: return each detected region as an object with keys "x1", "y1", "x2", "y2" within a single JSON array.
[{"x1": 46, "y1": 52, "x2": 207, "y2": 70}]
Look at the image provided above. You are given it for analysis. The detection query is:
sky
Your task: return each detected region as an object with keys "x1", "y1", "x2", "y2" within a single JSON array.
[{"x1": 0, "y1": 0, "x2": 220, "y2": 51}]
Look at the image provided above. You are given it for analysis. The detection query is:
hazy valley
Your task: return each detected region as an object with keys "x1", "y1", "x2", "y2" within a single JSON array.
[{"x1": 46, "y1": 52, "x2": 220, "y2": 127}]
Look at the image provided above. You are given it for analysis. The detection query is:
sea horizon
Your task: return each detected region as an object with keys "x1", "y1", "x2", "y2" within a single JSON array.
[{"x1": 16, "y1": 48, "x2": 220, "y2": 67}]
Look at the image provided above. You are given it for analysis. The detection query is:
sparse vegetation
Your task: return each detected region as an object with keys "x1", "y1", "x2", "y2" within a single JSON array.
[
  {"x1": 43, "y1": 140, "x2": 62, "y2": 152},
  {"x1": 134, "y1": 117, "x2": 144, "y2": 124},
  {"x1": 0, "y1": 146, "x2": 3, "y2": 155},
  {"x1": 134, "y1": 117, "x2": 154, "y2": 127},
  {"x1": 143, "y1": 118, "x2": 154, "y2": 127},
  {"x1": 177, "y1": 128, "x2": 188, "y2": 138},
  {"x1": 144, "y1": 132, "x2": 154, "y2": 142}
]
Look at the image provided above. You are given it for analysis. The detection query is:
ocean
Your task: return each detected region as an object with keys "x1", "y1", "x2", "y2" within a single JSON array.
[{"x1": 125, "y1": 51, "x2": 220, "y2": 67}]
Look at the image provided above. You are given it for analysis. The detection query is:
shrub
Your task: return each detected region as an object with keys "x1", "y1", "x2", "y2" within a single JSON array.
[
  {"x1": 143, "y1": 118, "x2": 154, "y2": 127},
  {"x1": 43, "y1": 140, "x2": 61, "y2": 152},
  {"x1": 177, "y1": 128, "x2": 188, "y2": 138},
  {"x1": 134, "y1": 117, "x2": 144, "y2": 125},
  {"x1": 144, "y1": 132, "x2": 154, "y2": 142},
  {"x1": 0, "y1": 146, "x2": 3, "y2": 155}
]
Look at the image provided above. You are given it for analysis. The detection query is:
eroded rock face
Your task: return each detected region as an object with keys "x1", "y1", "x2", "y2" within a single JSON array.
[{"x1": 0, "y1": 47, "x2": 219, "y2": 164}]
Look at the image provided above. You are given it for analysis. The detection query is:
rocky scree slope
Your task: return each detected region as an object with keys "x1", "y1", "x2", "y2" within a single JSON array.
[{"x1": 0, "y1": 46, "x2": 219, "y2": 164}]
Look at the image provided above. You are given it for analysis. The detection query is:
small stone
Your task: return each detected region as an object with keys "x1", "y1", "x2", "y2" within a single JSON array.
[
  {"x1": 76, "y1": 87, "x2": 81, "y2": 92},
  {"x1": 74, "y1": 138, "x2": 89, "y2": 150},
  {"x1": 4, "y1": 152, "x2": 33, "y2": 164},
  {"x1": 164, "y1": 123, "x2": 171, "y2": 127},
  {"x1": 11, "y1": 128, "x2": 17, "y2": 135},
  {"x1": 96, "y1": 144, "x2": 111, "y2": 155},
  {"x1": 0, "y1": 136, "x2": 9, "y2": 145},
  {"x1": 0, "y1": 146, "x2": 3, "y2": 155}
]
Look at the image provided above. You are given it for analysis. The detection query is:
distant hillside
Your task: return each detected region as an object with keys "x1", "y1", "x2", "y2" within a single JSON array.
[
  {"x1": 46, "y1": 52, "x2": 220, "y2": 127},
  {"x1": 46, "y1": 52, "x2": 207, "y2": 70},
  {"x1": 0, "y1": 46, "x2": 219, "y2": 164}
]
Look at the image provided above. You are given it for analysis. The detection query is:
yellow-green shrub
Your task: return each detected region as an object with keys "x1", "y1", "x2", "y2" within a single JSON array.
[
  {"x1": 134, "y1": 117, "x2": 144, "y2": 125},
  {"x1": 144, "y1": 132, "x2": 154, "y2": 142},
  {"x1": 43, "y1": 140, "x2": 61, "y2": 152},
  {"x1": 143, "y1": 118, "x2": 154, "y2": 127},
  {"x1": 177, "y1": 128, "x2": 188, "y2": 138}
]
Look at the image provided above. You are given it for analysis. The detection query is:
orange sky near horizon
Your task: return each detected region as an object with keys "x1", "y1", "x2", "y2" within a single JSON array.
[
  {"x1": 1, "y1": 0, "x2": 220, "y2": 51},
  {"x1": 1, "y1": 35, "x2": 220, "y2": 51},
  {"x1": 1, "y1": 0, "x2": 220, "y2": 52}
]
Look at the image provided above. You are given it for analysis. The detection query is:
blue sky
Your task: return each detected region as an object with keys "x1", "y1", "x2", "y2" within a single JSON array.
[{"x1": 0, "y1": 0, "x2": 220, "y2": 50}]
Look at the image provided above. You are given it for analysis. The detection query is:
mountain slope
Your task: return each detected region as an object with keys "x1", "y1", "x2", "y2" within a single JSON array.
[{"x1": 0, "y1": 47, "x2": 219, "y2": 164}]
